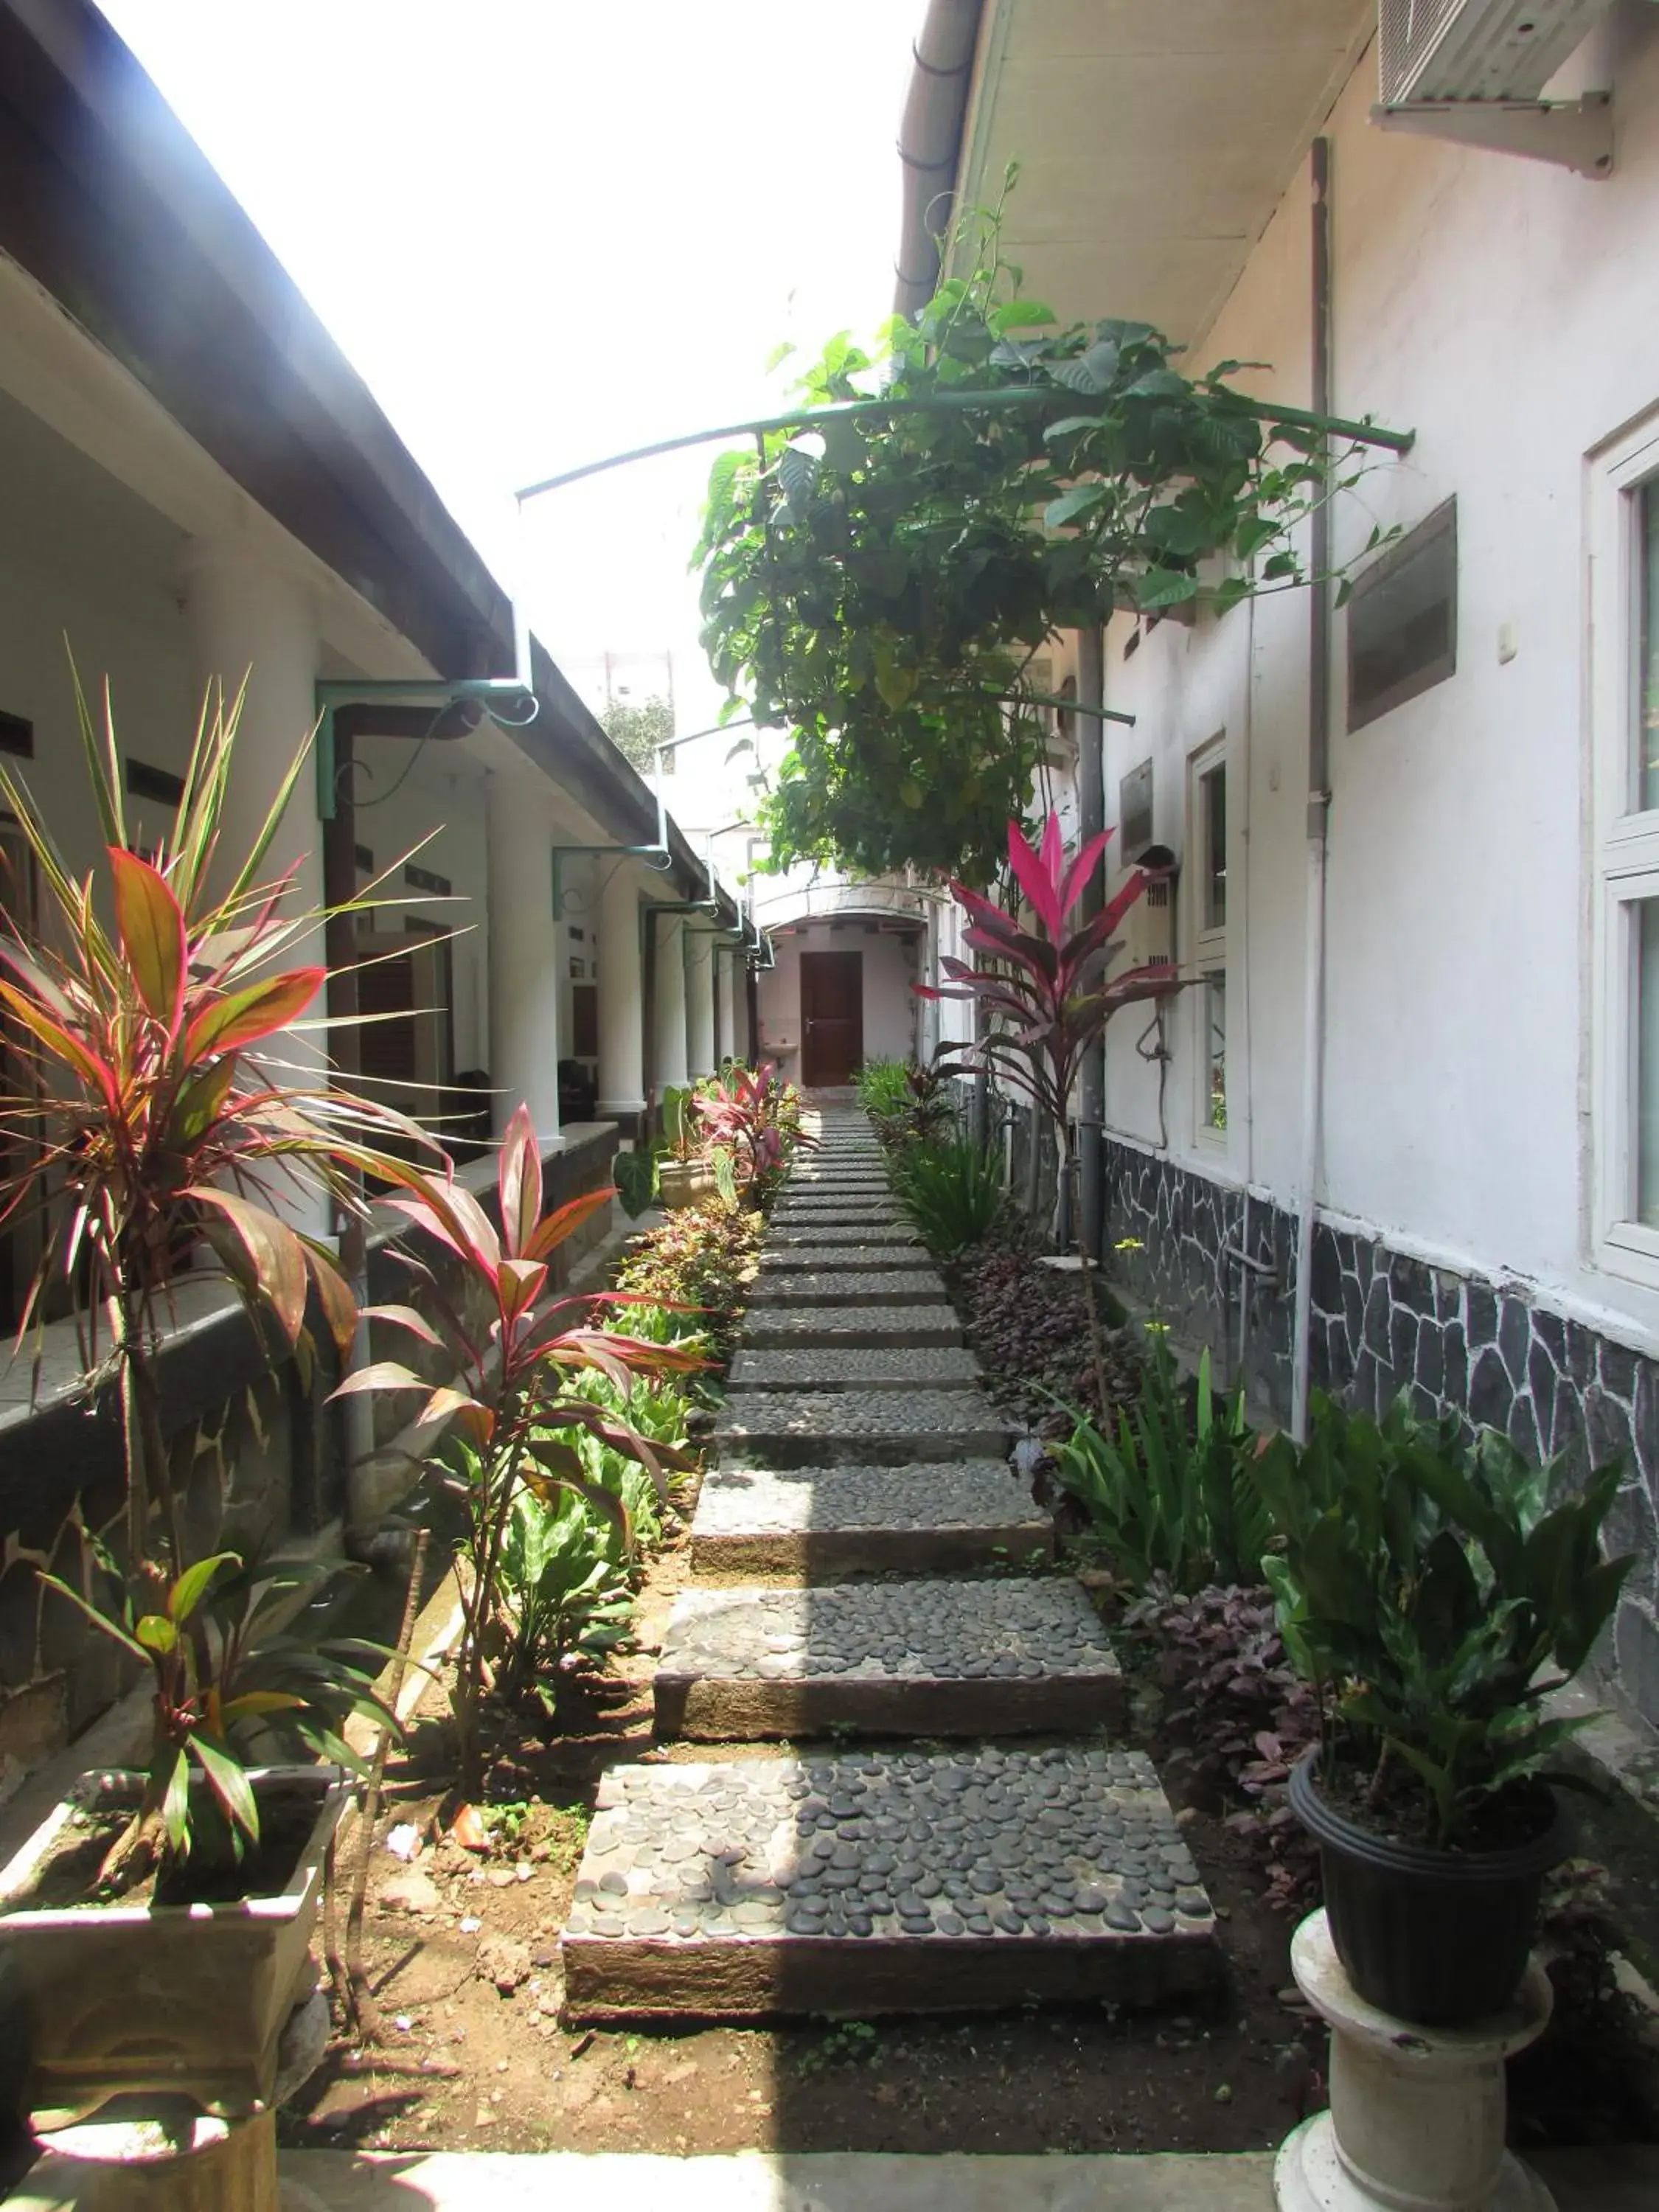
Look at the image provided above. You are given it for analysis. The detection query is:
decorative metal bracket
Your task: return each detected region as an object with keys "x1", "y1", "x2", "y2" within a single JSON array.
[{"x1": 1370, "y1": 93, "x2": 1613, "y2": 178}]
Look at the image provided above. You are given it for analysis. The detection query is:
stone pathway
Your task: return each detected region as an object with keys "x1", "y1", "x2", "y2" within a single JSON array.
[{"x1": 561, "y1": 1103, "x2": 1216, "y2": 2020}]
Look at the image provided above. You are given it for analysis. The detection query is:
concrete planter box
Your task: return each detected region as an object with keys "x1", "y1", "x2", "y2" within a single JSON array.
[
  {"x1": 0, "y1": 1764, "x2": 347, "y2": 2126},
  {"x1": 658, "y1": 1158, "x2": 717, "y2": 1210}
]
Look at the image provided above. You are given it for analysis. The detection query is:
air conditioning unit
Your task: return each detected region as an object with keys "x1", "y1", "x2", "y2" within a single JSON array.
[
  {"x1": 1373, "y1": 0, "x2": 1617, "y2": 175},
  {"x1": 1380, "y1": 0, "x2": 1609, "y2": 102}
]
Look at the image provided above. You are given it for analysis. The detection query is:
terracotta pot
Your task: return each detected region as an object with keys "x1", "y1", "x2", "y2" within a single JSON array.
[
  {"x1": 0, "y1": 1764, "x2": 348, "y2": 2126},
  {"x1": 657, "y1": 1158, "x2": 716, "y2": 1210}
]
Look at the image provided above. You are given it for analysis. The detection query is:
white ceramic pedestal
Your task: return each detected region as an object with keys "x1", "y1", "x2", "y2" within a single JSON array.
[{"x1": 1275, "y1": 1909, "x2": 1557, "y2": 2212}]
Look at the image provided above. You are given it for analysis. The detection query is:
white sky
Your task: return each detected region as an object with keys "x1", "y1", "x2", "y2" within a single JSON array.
[{"x1": 96, "y1": 1, "x2": 920, "y2": 737}]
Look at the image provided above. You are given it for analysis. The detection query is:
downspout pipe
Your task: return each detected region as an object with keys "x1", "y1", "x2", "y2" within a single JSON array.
[
  {"x1": 894, "y1": 0, "x2": 986, "y2": 314},
  {"x1": 1290, "y1": 137, "x2": 1334, "y2": 1445},
  {"x1": 1076, "y1": 626, "x2": 1107, "y2": 1265}
]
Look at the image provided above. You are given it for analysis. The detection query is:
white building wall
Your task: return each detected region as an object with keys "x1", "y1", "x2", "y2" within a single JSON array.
[{"x1": 1099, "y1": 17, "x2": 1659, "y2": 1348}]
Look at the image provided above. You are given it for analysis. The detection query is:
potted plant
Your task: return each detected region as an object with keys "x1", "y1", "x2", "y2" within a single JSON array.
[
  {"x1": 1, "y1": 1553, "x2": 392, "y2": 2124},
  {"x1": 1253, "y1": 1393, "x2": 1633, "y2": 2025},
  {"x1": 655, "y1": 1084, "x2": 716, "y2": 1209},
  {"x1": 0, "y1": 675, "x2": 422, "y2": 2121}
]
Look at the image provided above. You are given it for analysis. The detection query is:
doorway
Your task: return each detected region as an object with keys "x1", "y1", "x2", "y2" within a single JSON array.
[{"x1": 800, "y1": 949, "x2": 863, "y2": 1086}]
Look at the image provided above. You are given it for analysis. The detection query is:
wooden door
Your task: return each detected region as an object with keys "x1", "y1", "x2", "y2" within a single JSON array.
[{"x1": 800, "y1": 950, "x2": 863, "y2": 1086}]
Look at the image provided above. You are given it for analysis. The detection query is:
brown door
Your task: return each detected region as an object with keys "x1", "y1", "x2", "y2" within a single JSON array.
[{"x1": 800, "y1": 950, "x2": 863, "y2": 1085}]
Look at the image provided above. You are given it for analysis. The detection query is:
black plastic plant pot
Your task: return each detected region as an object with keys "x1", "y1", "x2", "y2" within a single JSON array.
[{"x1": 1289, "y1": 1750, "x2": 1571, "y2": 2027}]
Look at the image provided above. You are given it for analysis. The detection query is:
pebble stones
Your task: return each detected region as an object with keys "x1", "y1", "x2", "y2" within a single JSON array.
[
  {"x1": 692, "y1": 1459, "x2": 1039, "y2": 1539},
  {"x1": 659, "y1": 1578, "x2": 1119, "y2": 1686},
  {"x1": 714, "y1": 1389, "x2": 1011, "y2": 1467},
  {"x1": 738, "y1": 1304, "x2": 963, "y2": 1349},
  {"x1": 561, "y1": 1750, "x2": 1218, "y2": 2017},
  {"x1": 726, "y1": 1346, "x2": 983, "y2": 1392},
  {"x1": 748, "y1": 1269, "x2": 945, "y2": 1307}
]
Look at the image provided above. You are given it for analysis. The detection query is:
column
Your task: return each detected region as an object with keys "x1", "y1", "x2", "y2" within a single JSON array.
[
  {"x1": 485, "y1": 769, "x2": 561, "y2": 1142},
  {"x1": 715, "y1": 947, "x2": 737, "y2": 1065},
  {"x1": 597, "y1": 860, "x2": 646, "y2": 1121},
  {"x1": 181, "y1": 539, "x2": 330, "y2": 1234},
  {"x1": 654, "y1": 912, "x2": 689, "y2": 1090},
  {"x1": 684, "y1": 928, "x2": 717, "y2": 1078}
]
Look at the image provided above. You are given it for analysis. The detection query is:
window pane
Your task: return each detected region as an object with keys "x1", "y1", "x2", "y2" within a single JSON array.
[
  {"x1": 1203, "y1": 765, "x2": 1226, "y2": 931},
  {"x1": 1639, "y1": 902, "x2": 1659, "y2": 1224},
  {"x1": 1640, "y1": 480, "x2": 1659, "y2": 813},
  {"x1": 1206, "y1": 971, "x2": 1227, "y2": 1133}
]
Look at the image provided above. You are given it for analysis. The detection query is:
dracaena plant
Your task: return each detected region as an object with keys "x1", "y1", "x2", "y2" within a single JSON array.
[
  {"x1": 693, "y1": 1060, "x2": 809, "y2": 1189},
  {"x1": 41, "y1": 1548, "x2": 397, "y2": 1882},
  {"x1": 0, "y1": 681, "x2": 425, "y2": 1569},
  {"x1": 0, "y1": 675, "x2": 428, "y2": 1879},
  {"x1": 918, "y1": 811, "x2": 1176, "y2": 1405},
  {"x1": 333, "y1": 1106, "x2": 705, "y2": 1787}
]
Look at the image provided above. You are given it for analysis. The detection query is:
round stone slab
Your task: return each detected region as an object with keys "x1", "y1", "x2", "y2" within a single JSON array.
[
  {"x1": 690, "y1": 1458, "x2": 1050, "y2": 1578},
  {"x1": 560, "y1": 1746, "x2": 1218, "y2": 2021},
  {"x1": 749, "y1": 1270, "x2": 945, "y2": 1307},
  {"x1": 726, "y1": 1346, "x2": 982, "y2": 1393},
  {"x1": 740, "y1": 1304, "x2": 963, "y2": 1350},
  {"x1": 655, "y1": 1576, "x2": 1121, "y2": 1739},
  {"x1": 714, "y1": 1388, "x2": 1010, "y2": 1466}
]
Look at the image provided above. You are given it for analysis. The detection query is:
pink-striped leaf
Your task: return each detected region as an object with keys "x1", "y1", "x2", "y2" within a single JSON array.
[
  {"x1": 498, "y1": 1102, "x2": 543, "y2": 1259},
  {"x1": 109, "y1": 848, "x2": 187, "y2": 1038}
]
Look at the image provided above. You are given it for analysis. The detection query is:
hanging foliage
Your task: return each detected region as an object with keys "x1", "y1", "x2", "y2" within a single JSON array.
[{"x1": 697, "y1": 195, "x2": 1386, "y2": 886}]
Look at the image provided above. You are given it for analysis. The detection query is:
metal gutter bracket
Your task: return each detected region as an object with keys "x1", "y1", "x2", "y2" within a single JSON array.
[{"x1": 1371, "y1": 92, "x2": 1613, "y2": 178}]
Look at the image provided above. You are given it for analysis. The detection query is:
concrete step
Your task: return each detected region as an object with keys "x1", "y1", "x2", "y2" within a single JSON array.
[
  {"x1": 761, "y1": 1230, "x2": 929, "y2": 1265},
  {"x1": 750, "y1": 1268, "x2": 945, "y2": 1307},
  {"x1": 714, "y1": 1387, "x2": 1010, "y2": 1465},
  {"x1": 773, "y1": 1197, "x2": 904, "y2": 1221},
  {"x1": 740, "y1": 1304, "x2": 963, "y2": 1349},
  {"x1": 690, "y1": 1458, "x2": 1047, "y2": 1577},
  {"x1": 655, "y1": 1576, "x2": 1119, "y2": 1740},
  {"x1": 726, "y1": 1346, "x2": 981, "y2": 1393},
  {"x1": 561, "y1": 1746, "x2": 1218, "y2": 2020}
]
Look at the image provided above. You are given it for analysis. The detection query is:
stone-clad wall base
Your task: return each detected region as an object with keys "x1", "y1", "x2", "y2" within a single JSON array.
[{"x1": 1099, "y1": 1135, "x2": 1659, "y2": 1729}]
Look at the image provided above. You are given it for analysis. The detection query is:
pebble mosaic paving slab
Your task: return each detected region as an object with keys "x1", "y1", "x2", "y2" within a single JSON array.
[
  {"x1": 655, "y1": 1577, "x2": 1121, "y2": 1738},
  {"x1": 772, "y1": 1204, "x2": 905, "y2": 1225},
  {"x1": 763, "y1": 1222, "x2": 926, "y2": 1252},
  {"x1": 715, "y1": 1388, "x2": 1010, "y2": 1465},
  {"x1": 689, "y1": 1458, "x2": 1049, "y2": 1577},
  {"x1": 758, "y1": 1238, "x2": 926, "y2": 1267},
  {"x1": 748, "y1": 1270, "x2": 946, "y2": 1307},
  {"x1": 726, "y1": 1346, "x2": 982, "y2": 1393},
  {"x1": 739, "y1": 1304, "x2": 963, "y2": 1349},
  {"x1": 561, "y1": 1747, "x2": 1217, "y2": 2020}
]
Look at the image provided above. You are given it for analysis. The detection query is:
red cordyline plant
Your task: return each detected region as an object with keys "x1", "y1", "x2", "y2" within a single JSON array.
[
  {"x1": 917, "y1": 810, "x2": 1177, "y2": 1404},
  {"x1": 0, "y1": 679, "x2": 428, "y2": 1582},
  {"x1": 333, "y1": 1105, "x2": 706, "y2": 1787},
  {"x1": 693, "y1": 1060, "x2": 810, "y2": 1187}
]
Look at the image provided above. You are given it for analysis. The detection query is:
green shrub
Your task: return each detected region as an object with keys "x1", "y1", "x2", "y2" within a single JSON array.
[
  {"x1": 1051, "y1": 1339, "x2": 1268, "y2": 1590},
  {"x1": 888, "y1": 1136, "x2": 1004, "y2": 1257},
  {"x1": 855, "y1": 1058, "x2": 910, "y2": 1119},
  {"x1": 1254, "y1": 1394, "x2": 1635, "y2": 1846},
  {"x1": 495, "y1": 1484, "x2": 636, "y2": 1714},
  {"x1": 612, "y1": 1197, "x2": 764, "y2": 1368}
]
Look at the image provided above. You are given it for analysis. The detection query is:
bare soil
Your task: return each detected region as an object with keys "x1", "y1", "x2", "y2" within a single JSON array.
[{"x1": 280, "y1": 1531, "x2": 1326, "y2": 2159}]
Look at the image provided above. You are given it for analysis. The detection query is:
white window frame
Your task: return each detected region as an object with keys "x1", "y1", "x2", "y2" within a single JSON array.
[
  {"x1": 1590, "y1": 411, "x2": 1659, "y2": 1285},
  {"x1": 1187, "y1": 735, "x2": 1229, "y2": 1152}
]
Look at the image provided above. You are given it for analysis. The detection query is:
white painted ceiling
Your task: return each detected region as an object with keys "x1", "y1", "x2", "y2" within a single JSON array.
[{"x1": 955, "y1": 1, "x2": 1375, "y2": 345}]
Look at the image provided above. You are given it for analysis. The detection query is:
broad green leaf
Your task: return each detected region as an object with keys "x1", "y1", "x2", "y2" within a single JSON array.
[
  {"x1": 168, "y1": 1550, "x2": 240, "y2": 1624},
  {"x1": 189, "y1": 1733, "x2": 261, "y2": 1843},
  {"x1": 108, "y1": 848, "x2": 187, "y2": 1036},
  {"x1": 135, "y1": 1613, "x2": 178, "y2": 1655},
  {"x1": 161, "y1": 1747, "x2": 192, "y2": 1856},
  {"x1": 1043, "y1": 484, "x2": 1106, "y2": 532}
]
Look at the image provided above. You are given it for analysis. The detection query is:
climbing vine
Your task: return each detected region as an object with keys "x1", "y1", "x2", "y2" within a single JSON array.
[{"x1": 696, "y1": 192, "x2": 1386, "y2": 886}]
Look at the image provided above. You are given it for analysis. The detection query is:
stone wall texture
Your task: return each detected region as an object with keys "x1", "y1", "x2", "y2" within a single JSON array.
[{"x1": 1100, "y1": 1137, "x2": 1659, "y2": 1734}]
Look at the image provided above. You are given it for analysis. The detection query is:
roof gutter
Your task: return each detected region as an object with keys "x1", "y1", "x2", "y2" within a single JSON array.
[{"x1": 894, "y1": 0, "x2": 985, "y2": 316}]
